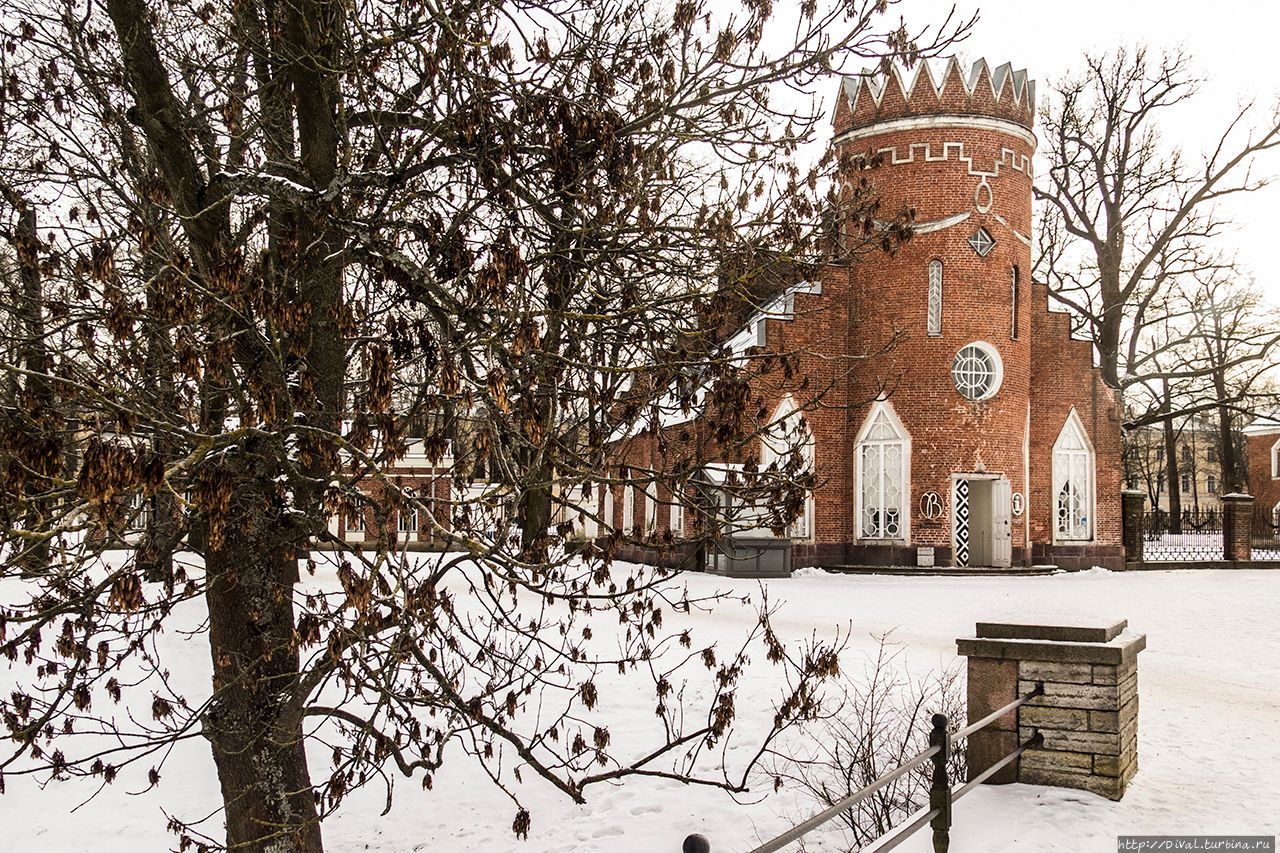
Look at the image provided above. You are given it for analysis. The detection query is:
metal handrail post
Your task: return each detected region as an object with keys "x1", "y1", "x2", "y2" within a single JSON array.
[{"x1": 928, "y1": 714, "x2": 951, "y2": 853}]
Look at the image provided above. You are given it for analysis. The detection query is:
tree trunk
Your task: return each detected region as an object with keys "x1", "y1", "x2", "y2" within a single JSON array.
[
  {"x1": 1212, "y1": 364, "x2": 1241, "y2": 494},
  {"x1": 201, "y1": 474, "x2": 322, "y2": 852},
  {"x1": 14, "y1": 203, "x2": 55, "y2": 576},
  {"x1": 1161, "y1": 381, "x2": 1182, "y2": 533}
]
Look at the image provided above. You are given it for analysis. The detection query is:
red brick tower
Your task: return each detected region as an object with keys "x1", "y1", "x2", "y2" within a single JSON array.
[{"x1": 835, "y1": 60, "x2": 1039, "y2": 567}]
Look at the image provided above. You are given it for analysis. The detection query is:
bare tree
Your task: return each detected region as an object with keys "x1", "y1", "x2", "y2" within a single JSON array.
[
  {"x1": 0, "y1": 1, "x2": 968, "y2": 850},
  {"x1": 1035, "y1": 46, "x2": 1280, "y2": 392}
]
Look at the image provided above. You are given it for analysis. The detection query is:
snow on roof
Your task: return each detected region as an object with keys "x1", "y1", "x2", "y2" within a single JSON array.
[
  {"x1": 1243, "y1": 414, "x2": 1280, "y2": 435},
  {"x1": 607, "y1": 280, "x2": 822, "y2": 445}
]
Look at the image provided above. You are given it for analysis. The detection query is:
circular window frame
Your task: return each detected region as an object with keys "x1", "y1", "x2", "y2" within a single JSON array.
[{"x1": 952, "y1": 341, "x2": 1004, "y2": 401}]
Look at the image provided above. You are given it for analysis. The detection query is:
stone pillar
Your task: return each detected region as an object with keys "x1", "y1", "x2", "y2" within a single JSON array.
[
  {"x1": 1221, "y1": 493, "x2": 1254, "y2": 562},
  {"x1": 957, "y1": 620, "x2": 1146, "y2": 800},
  {"x1": 1120, "y1": 490, "x2": 1146, "y2": 565}
]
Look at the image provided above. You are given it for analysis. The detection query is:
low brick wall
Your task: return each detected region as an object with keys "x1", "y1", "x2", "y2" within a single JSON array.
[{"x1": 958, "y1": 620, "x2": 1145, "y2": 800}]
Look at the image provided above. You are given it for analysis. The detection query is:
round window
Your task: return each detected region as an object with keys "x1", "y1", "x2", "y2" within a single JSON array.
[{"x1": 952, "y1": 342, "x2": 1003, "y2": 400}]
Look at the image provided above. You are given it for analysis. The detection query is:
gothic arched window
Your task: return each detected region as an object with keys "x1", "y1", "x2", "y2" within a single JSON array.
[
  {"x1": 856, "y1": 402, "x2": 910, "y2": 540},
  {"x1": 762, "y1": 395, "x2": 816, "y2": 540},
  {"x1": 1053, "y1": 411, "x2": 1095, "y2": 541}
]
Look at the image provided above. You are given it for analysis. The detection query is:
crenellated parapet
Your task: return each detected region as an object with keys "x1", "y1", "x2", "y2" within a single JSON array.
[{"x1": 835, "y1": 58, "x2": 1035, "y2": 138}]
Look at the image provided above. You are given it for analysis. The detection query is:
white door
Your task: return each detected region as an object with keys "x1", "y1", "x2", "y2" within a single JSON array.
[{"x1": 992, "y1": 479, "x2": 1012, "y2": 568}]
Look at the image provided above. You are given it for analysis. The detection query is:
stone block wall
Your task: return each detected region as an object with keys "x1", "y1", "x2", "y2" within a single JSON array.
[
  {"x1": 1017, "y1": 658, "x2": 1138, "y2": 798},
  {"x1": 957, "y1": 620, "x2": 1145, "y2": 800}
]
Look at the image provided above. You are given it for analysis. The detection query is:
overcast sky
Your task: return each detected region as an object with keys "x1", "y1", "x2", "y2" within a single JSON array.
[{"x1": 821, "y1": 0, "x2": 1280, "y2": 301}]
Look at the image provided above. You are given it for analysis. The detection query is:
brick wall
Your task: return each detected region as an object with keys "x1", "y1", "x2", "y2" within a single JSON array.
[{"x1": 1246, "y1": 431, "x2": 1280, "y2": 527}]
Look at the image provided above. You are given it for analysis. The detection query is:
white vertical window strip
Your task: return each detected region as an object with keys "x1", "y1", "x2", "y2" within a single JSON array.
[
  {"x1": 644, "y1": 487, "x2": 657, "y2": 534},
  {"x1": 761, "y1": 396, "x2": 815, "y2": 541},
  {"x1": 927, "y1": 260, "x2": 943, "y2": 337},
  {"x1": 670, "y1": 499, "x2": 684, "y2": 537},
  {"x1": 398, "y1": 493, "x2": 418, "y2": 539},
  {"x1": 622, "y1": 484, "x2": 634, "y2": 533},
  {"x1": 1053, "y1": 414, "x2": 1094, "y2": 541},
  {"x1": 1011, "y1": 265, "x2": 1020, "y2": 340},
  {"x1": 347, "y1": 499, "x2": 365, "y2": 537},
  {"x1": 859, "y1": 409, "x2": 906, "y2": 539},
  {"x1": 602, "y1": 486, "x2": 614, "y2": 532}
]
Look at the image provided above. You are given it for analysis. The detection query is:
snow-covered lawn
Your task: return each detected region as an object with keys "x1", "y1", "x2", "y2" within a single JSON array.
[{"x1": 5, "y1": 563, "x2": 1278, "y2": 852}]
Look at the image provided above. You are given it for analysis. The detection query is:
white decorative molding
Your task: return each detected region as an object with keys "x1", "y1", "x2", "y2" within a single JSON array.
[
  {"x1": 833, "y1": 115, "x2": 1037, "y2": 150},
  {"x1": 847, "y1": 138, "x2": 1034, "y2": 180},
  {"x1": 903, "y1": 211, "x2": 971, "y2": 235},
  {"x1": 974, "y1": 178, "x2": 994, "y2": 213},
  {"x1": 990, "y1": 212, "x2": 1031, "y2": 246}
]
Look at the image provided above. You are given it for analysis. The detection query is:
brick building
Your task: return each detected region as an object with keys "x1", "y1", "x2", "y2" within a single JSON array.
[
  {"x1": 1244, "y1": 415, "x2": 1280, "y2": 529},
  {"x1": 605, "y1": 58, "x2": 1125, "y2": 571}
]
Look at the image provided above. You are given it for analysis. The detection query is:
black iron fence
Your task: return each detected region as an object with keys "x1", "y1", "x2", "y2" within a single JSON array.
[
  {"x1": 1142, "y1": 510, "x2": 1225, "y2": 561},
  {"x1": 686, "y1": 684, "x2": 1044, "y2": 853},
  {"x1": 1254, "y1": 516, "x2": 1280, "y2": 560}
]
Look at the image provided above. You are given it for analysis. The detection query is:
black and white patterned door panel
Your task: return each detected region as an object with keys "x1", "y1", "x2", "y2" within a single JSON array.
[{"x1": 954, "y1": 479, "x2": 970, "y2": 567}]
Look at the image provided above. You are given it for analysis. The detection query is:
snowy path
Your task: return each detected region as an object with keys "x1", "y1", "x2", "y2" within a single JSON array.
[{"x1": 4, "y1": 566, "x2": 1278, "y2": 852}]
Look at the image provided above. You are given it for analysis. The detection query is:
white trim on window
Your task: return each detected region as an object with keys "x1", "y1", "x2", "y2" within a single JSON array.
[
  {"x1": 952, "y1": 341, "x2": 1004, "y2": 401},
  {"x1": 670, "y1": 498, "x2": 684, "y2": 537},
  {"x1": 601, "y1": 485, "x2": 614, "y2": 533},
  {"x1": 761, "y1": 395, "x2": 817, "y2": 541},
  {"x1": 854, "y1": 400, "x2": 911, "y2": 542},
  {"x1": 1052, "y1": 409, "x2": 1096, "y2": 543},
  {"x1": 622, "y1": 483, "x2": 635, "y2": 534},
  {"x1": 398, "y1": 492, "x2": 419, "y2": 540},
  {"x1": 1271, "y1": 437, "x2": 1280, "y2": 479},
  {"x1": 927, "y1": 260, "x2": 943, "y2": 337},
  {"x1": 346, "y1": 498, "x2": 366, "y2": 541}
]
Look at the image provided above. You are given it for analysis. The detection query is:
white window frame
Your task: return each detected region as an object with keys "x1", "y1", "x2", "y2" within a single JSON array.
[
  {"x1": 643, "y1": 486, "x2": 657, "y2": 535},
  {"x1": 601, "y1": 485, "x2": 614, "y2": 533},
  {"x1": 1010, "y1": 265, "x2": 1020, "y2": 340},
  {"x1": 761, "y1": 395, "x2": 817, "y2": 541},
  {"x1": 1271, "y1": 438, "x2": 1280, "y2": 479},
  {"x1": 670, "y1": 498, "x2": 684, "y2": 537},
  {"x1": 346, "y1": 499, "x2": 366, "y2": 541},
  {"x1": 952, "y1": 341, "x2": 1004, "y2": 402},
  {"x1": 398, "y1": 492, "x2": 419, "y2": 540},
  {"x1": 854, "y1": 401, "x2": 911, "y2": 542},
  {"x1": 1052, "y1": 409, "x2": 1096, "y2": 543},
  {"x1": 622, "y1": 483, "x2": 635, "y2": 533},
  {"x1": 927, "y1": 260, "x2": 943, "y2": 337}
]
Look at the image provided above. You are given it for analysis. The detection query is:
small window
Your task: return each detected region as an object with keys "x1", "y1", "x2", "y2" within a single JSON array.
[
  {"x1": 1206, "y1": 474, "x2": 1218, "y2": 494},
  {"x1": 398, "y1": 494, "x2": 418, "y2": 536},
  {"x1": 1180, "y1": 473, "x2": 1191, "y2": 494},
  {"x1": 952, "y1": 342, "x2": 1003, "y2": 401},
  {"x1": 1206, "y1": 446, "x2": 1218, "y2": 463},
  {"x1": 670, "y1": 499, "x2": 684, "y2": 537},
  {"x1": 927, "y1": 260, "x2": 943, "y2": 337},
  {"x1": 1181, "y1": 444, "x2": 1192, "y2": 463},
  {"x1": 968, "y1": 227, "x2": 995, "y2": 257},
  {"x1": 1010, "y1": 266, "x2": 1020, "y2": 340},
  {"x1": 346, "y1": 499, "x2": 365, "y2": 535},
  {"x1": 622, "y1": 483, "x2": 635, "y2": 533},
  {"x1": 1272, "y1": 440, "x2": 1280, "y2": 479}
]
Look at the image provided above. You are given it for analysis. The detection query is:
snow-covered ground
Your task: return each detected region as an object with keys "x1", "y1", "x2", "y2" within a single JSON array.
[{"x1": 5, "y1": 562, "x2": 1278, "y2": 852}]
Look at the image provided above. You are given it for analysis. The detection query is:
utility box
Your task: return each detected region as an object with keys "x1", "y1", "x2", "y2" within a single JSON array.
[{"x1": 707, "y1": 537, "x2": 792, "y2": 578}]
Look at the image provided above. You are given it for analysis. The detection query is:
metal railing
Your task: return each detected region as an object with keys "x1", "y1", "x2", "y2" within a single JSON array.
[
  {"x1": 1142, "y1": 509, "x2": 1225, "y2": 560},
  {"x1": 685, "y1": 683, "x2": 1044, "y2": 853}
]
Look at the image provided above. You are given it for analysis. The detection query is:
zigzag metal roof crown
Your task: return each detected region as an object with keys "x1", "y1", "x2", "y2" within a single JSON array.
[{"x1": 838, "y1": 57, "x2": 1036, "y2": 134}]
